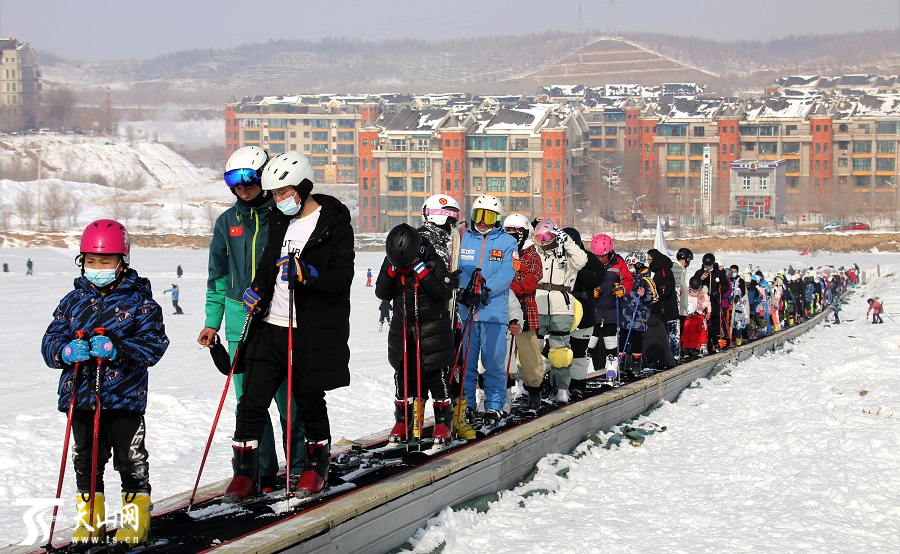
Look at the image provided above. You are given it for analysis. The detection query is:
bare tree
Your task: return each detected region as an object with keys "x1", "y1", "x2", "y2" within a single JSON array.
[
  {"x1": 174, "y1": 198, "x2": 194, "y2": 231},
  {"x1": 60, "y1": 150, "x2": 86, "y2": 182},
  {"x1": 64, "y1": 196, "x2": 83, "y2": 227},
  {"x1": 42, "y1": 184, "x2": 67, "y2": 230},
  {"x1": 137, "y1": 204, "x2": 155, "y2": 231},
  {"x1": 111, "y1": 195, "x2": 134, "y2": 227},
  {"x1": 13, "y1": 189, "x2": 35, "y2": 228},
  {"x1": 200, "y1": 201, "x2": 223, "y2": 233},
  {"x1": 40, "y1": 87, "x2": 76, "y2": 129}
]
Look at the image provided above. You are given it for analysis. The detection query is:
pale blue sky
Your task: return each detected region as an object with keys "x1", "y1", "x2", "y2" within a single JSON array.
[{"x1": 2, "y1": 0, "x2": 898, "y2": 61}]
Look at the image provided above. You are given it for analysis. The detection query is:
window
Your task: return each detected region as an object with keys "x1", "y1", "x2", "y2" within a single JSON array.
[
  {"x1": 269, "y1": 119, "x2": 288, "y2": 128},
  {"x1": 466, "y1": 136, "x2": 508, "y2": 150},
  {"x1": 546, "y1": 160, "x2": 552, "y2": 171},
  {"x1": 411, "y1": 178, "x2": 425, "y2": 192},
  {"x1": 471, "y1": 158, "x2": 483, "y2": 168},
  {"x1": 513, "y1": 138, "x2": 528, "y2": 151},
  {"x1": 387, "y1": 177, "x2": 406, "y2": 192},
  {"x1": 689, "y1": 143, "x2": 705, "y2": 156},
  {"x1": 363, "y1": 197, "x2": 368, "y2": 209},
  {"x1": 312, "y1": 119, "x2": 328, "y2": 128},
  {"x1": 876, "y1": 141, "x2": 896, "y2": 154},
  {"x1": 693, "y1": 126, "x2": 705, "y2": 137},
  {"x1": 759, "y1": 142, "x2": 777, "y2": 155},
  {"x1": 416, "y1": 139, "x2": 429, "y2": 151},
  {"x1": 388, "y1": 158, "x2": 407, "y2": 172},
  {"x1": 852, "y1": 141, "x2": 872, "y2": 154},
  {"x1": 243, "y1": 130, "x2": 260, "y2": 141},
  {"x1": 362, "y1": 159, "x2": 368, "y2": 171},
  {"x1": 410, "y1": 158, "x2": 425, "y2": 172},
  {"x1": 510, "y1": 158, "x2": 530, "y2": 172},
  {"x1": 473, "y1": 177, "x2": 483, "y2": 191},
  {"x1": 312, "y1": 131, "x2": 328, "y2": 141},
  {"x1": 486, "y1": 158, "x2": 506, "y2": 172},
  {"x1": 362, "y1": 177, "x2": 368, "y2": 190},
  {"x1": 445, "y1": 179, "x2": 451, "y2": 191},
  {"x1": 666, "y1": 160, "x2": 685, "y2": 173},
  {"x1": 838, "y1": 158, "x2": 848, "y2": 167},
  {"x1": 311, "y1": 144, "x2": 328, "y2": 154},
  {"x1": 555, "y1": 179, "x2": 560, "y2": 192},
  {"x1": 742, "y1": 176, "x2": 751, "y2": 190},
  {"x1": 815, "y1": 160, "x2": 820, "y2": 171},
  {"x1": 759, "y1": 177, "x2": 767, "y2": 190},
  {"x1": 486, "y1": 177, "x2": 506, "y2": 192},
  {"x1": 390, "y1": 139, "x2": 407, "y2": 151},
  {"x1": 876, "y1": 158, "x2": 895, "y2": 171},
  {"x1": 851, "y1": 158, "x2": 871, "y2": 171},
  {"x1": 455, "y1": 179, "x2": 460, "y2": 191},
  {"x1": 510, "y1": 177, "x2": 530, "y2": 192},
  {"x1": 668, "y1": 143, "x2": 685, "y2": 156},
  {"x1": 337, "y1": 144, "x2": 354, "y2": 154},
  {"x1": 454, "y1": 160, "x2": 459, "y2": 172},
  {"x1": 445, "y1": 160, "x2": 451, "y2": 172},
  {"x1": 782, "y1": 143, "x2": 800, "y2": 155},
  {"x1": 290, "y1": 131, "x2": 296, "y2": 138},
  {"x1": 337, "y1": 131, "x2": 354, "y2": 142}
]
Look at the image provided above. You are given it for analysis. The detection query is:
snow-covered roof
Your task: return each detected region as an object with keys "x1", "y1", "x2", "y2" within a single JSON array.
[{"x1": 853, "y1": 94, "x2": 900, "y2": 117}]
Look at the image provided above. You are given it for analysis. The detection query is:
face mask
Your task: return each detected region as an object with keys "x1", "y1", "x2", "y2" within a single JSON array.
[
  {"x1": 84, "y1": 267, "x2": 118, "y2": 288},
  {"x1": 276, "y1": 194, "x2": 300, "y2": 216}
]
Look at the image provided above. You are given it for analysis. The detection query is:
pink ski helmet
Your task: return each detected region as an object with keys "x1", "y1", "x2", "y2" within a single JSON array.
[
  {"x1": 590, "y1": 234, "x2": 613, "y2": 257},
  {"x1": 80, "y1": 219, "x2": 130, "y2": 264},
  {"x1": 533, "y1": 218, "x2": 558, "y2": 245}
]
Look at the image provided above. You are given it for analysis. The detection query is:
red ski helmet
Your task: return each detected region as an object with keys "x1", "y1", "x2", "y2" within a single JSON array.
[
  {"x1": 80, "y1": 219, "x2": 130, "y2": 264},
  {"x1": 590, "y1": 234, "x2": 613, "y2": 257}
]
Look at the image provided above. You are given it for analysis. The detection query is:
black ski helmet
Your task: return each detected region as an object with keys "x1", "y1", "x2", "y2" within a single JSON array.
[
  {"x1": 385, "y1": 223, "x2": 422, "y2": 268},
  {"x1": 702, "y1": 253, "x2": 716, "y2": 267},
  {"x1": 562, "y1": 227, "x2": 583, "y2": 248},
  {"x1": 689, "y1": 276, "x2": 702, "y2": 290},
  {"x1": 676, "y1": 247, "x2": 694, "y2": 264}
]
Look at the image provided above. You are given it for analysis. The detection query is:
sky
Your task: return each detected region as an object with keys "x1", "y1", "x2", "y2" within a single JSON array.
[{"x1": 1, "y1": 0, "x2": 898, "y2": 62}]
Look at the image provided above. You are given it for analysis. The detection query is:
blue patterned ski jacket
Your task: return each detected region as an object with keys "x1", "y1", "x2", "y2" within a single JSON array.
[{"x1": 42, "y1": 269, "x2": 169, "y2": 413}]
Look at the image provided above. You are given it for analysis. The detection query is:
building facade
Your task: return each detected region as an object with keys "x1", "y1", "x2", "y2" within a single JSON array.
[{"x1": 0, "y1": 38, "x2": 40, "y2": 133}]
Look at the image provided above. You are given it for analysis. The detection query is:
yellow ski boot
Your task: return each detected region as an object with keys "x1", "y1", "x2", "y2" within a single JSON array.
[
  {"x1": 451, "y1": 397, "x2": 476, "y2": 440},
  {"x1": 72, "y1": 492, "x2": 105, "y2": 544},
  {"x1": 114, "y1": 492, "x2": 151, "y2": 545}
]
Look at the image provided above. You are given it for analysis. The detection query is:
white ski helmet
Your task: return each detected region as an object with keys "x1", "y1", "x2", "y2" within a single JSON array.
[
  {"x1": 471, "y1": 194, "x2": 503, "y2": 232},
  {"x1": 261, "y1": 152, "x2": 315, "y2": 191},
  {"x1": 422, "y1": 194, "x2": 460, "y2": 226},
  {"x1": 625, "y1": 251, "x2": 647, "y2": 267},
  {"x1": 226, "y1": 146, "x2": 268, "y2": 173},
  {"x1": 503, "y1": 213, "x2": 531, "y2": 233}
]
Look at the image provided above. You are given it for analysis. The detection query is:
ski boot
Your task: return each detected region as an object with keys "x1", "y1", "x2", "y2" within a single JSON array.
[
  {"x1": 72, "y1": 492, "x2": 105, "y2": 544},
  {"x1": 451, "y1": 397, "x2": 476, "y2": 440},
  {"x1": 432, "y1": 399, "x2": 453, "y2": 444},
  {"x1": 552, "y1": 388, "x2": 570, "y2": 404},
  {"x1": 699, "y1": 344, "x2": 708, "y2": 357},
  {"x1": 294, "y1": 439, "x2": 330, "y2": 498},
  {"x1": 477, "y1": 409, "x2": 505, "y2": 436},
  {"x1": 114, "y1": 492, "x2": 151, "y2": 545},
  {"x1": 389, "y1": 399, "x2": 413, "y2": 444},
  {"x1": 223, "y1": 439, "x2": 259, "y2": 502}
]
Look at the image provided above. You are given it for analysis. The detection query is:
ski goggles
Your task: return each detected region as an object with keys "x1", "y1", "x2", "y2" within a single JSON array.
[
  {"x1": 425, "y1": 207, "x2": 459, "y2": 219},
  {"x1": 535, "y1": 231, "x2": 556, "y2": 245},
  {"x1": 224, "y1": 167, "x2": 261, "y2": 187},
  {"x1": 472, "y1": 208, "x2": 500, "y2": 226}
]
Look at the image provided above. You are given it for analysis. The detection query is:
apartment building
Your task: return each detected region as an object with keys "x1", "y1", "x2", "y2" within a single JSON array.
[
  {"x1": 360, "y1": 102, "x2": 589, "y2": 232},
  {"x1": 0, "y1": 38, "x2": 40, "y2": 133}
]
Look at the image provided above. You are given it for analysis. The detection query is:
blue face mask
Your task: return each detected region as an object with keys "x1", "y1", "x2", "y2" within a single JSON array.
[
  {"x1": 276, "y1": 194, "x2": 300, "y2": 216},
  {"x1": 84, "y1": 267, "x2": 119, "y2": 288}
]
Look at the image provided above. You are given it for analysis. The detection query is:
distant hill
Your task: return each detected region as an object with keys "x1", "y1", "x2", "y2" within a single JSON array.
[{"x1": 36, "y1": 30, "x2": 900, "y2": 107}]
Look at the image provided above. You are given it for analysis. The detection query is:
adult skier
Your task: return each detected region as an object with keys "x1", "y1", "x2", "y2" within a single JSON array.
[
  {"x1": 456, "y1": 195, "x2": 516, "y2": 432},
  {"x1": 588, "y1": 234, "x2": 633, "y2": 379},
  {"x1": 228, "y1": 152, "x2": 353, "y2": 500},
  {"x1": 563, "y1": 227, "x2": 603, "y2": 398},
  {"x1": 196, "y1": 145, "x2": 304, "y2": 493}
]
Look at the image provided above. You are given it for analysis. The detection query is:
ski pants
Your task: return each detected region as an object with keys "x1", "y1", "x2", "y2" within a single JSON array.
[
  {"x1": 666, "y1": 319, "x2": 681, "y2": 359},
  {"x1": 707, "y1": 302, "x2": 723, "y2": 350},
  {"x1": 682, "y1": 314, "x2": 706, "y2": 350},
  {"x1": 393, "y1": 359, "x2": 450, "y2": 401},
  {"x1": 619, "y1": 328, "x2": 643, "y2": 356},
  {"x1": 569, "y1": 326, "x2": 593, "y2": 381},
  {"x1": 538, "y1": 314, "x2": 575, "y2": 391},
  {"x1": 236, "y1": 321, "x2": 330, "y2": 444},
  {"x1": 514, "y1": 329, "x2": 543, "y2": 388},
  {"x1": 461, "y1": 320, "x2": 508, "y2": 412},
  {"x1": 72, "y1": 409, "x2": 149, "y2": 495},
  {"x1": 590, "y1": 318, "x2": 619, "y2": 371},
  {"x1": 230, "y1": 340, "x2": 305, "y2": 477}
]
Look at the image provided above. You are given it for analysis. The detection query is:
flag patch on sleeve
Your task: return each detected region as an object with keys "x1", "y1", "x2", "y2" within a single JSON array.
[{"x1": 229, "y1": 226, "x2": 243, "y2": 237}]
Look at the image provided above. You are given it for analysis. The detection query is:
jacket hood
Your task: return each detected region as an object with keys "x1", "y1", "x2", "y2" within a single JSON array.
[{"x1": 648, "y1": 248, "x2": 673, "y2": 272}]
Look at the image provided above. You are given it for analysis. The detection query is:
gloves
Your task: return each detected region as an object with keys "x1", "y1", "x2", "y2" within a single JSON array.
[
  {"x1": 412, "y1": 261, "x2": 429, "y2": 279},
  {"x1": 276, "y1": 255, "x2": 318, "y2": 286},
  {"x1": 460, "y1": 283, "x2": 490, "y2": 308},
  {"x1": 61, "y1": 339, "x2": 90, "y2": 365},
  {"x1": 508, "y1": 320, "x2": 522, "y2": 336},
  {"x1": 243, "y1": 287, "x2": 262, "y2": 314},
  {"x1": 613, "y1": 284, "x2": 626, "y2": 298},
  {"x1": 89, "y1": 336, "x2": 117, "y2": 360},
  {"x1": 551, "y1": 228, "x2": 568, "y2": 244},
  {"x1": 449, "y1": 269, "x2": 462, "y2": 288}
]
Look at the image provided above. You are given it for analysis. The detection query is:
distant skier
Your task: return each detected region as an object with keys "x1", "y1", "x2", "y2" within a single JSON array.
[
  {"x1": 832, "y1": 294, "x2": 842, "y2": 324},
  {"x1": 164, "y1": 283, "x2": 184, "y2": 314},
  {"x1": 26, "y1": 257, "x2": 33, "y2": 275},
  {"x1": 365, "y1": 266, "x2": 373, "y2": 287},
  {"x1": 177, "y1": 264, "x2": 183, "y2": 278},
  {"x1": 867, "y1": 297, "x2": 883, "y2": 324},
  {"x1": 378, "y1": 299, "x2": 391, "y2": 331},
  {"x1": 2, "y1": 262, "x2": 7, "y2": 272}
]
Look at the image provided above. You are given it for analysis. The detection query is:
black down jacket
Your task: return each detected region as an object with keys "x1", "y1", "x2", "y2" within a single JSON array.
[
  {"x1": 375, "y1": 237, "x2": 455, "y2": 376},
  {"x1": 647, "y1": 248, "x2": 678, "y2": 322}
]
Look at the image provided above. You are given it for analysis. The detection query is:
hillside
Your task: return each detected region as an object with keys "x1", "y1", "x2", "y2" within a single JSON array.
[{"x1": 37, "y1": 30, "x2": 900, "y2": 106}]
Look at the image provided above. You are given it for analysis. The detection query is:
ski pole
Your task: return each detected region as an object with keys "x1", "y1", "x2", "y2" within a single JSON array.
[
  {"x1": 413, "y1": 279, "x2": 423, "y2": 445},
  {"x1": 45, "y1": 329, "x2": 88, "y2": 551},
  {"x1": 285, "y1": 252, "x2": 297, "y2": 497},
  {"x1": 401, "y1": 277, "x2": 410, "y2": 443},
  {"x1": 188, "y1": 310, "x2": 253, "y2": 511},
  {"x1": 88, "y1": 327, "x2": 106, "y2": 543}
]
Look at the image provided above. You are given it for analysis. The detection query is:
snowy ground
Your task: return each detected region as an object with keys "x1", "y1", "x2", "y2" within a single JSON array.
[{"x1": 0, "y1": 246, "x2": 897, "y2": 551}]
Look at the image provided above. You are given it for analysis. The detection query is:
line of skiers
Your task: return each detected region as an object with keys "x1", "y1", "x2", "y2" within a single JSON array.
[{"x1": 39, "y1": 144, "x2": 865, "y2": 547}]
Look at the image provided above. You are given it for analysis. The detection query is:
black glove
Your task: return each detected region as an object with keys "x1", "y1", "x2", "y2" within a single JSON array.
[{"x1": 449, "y1": 269, "x2": 462, "y2": 288}]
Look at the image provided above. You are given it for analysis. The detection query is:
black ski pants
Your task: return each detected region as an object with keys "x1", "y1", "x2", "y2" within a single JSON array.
[
  {"x1": 236, "y1": 321, "x2": 330, "y2": 443},
  {"x1": 72, "y1": 409, "x2": 150, "y2": 494}
]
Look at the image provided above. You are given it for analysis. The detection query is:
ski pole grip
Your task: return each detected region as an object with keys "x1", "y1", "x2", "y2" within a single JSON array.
[{"x1": 75, "y1": 329, "x2": 87, "y2": 340}]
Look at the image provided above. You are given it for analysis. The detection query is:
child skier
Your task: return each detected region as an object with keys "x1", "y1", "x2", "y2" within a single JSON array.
[
  {"x1": 681, "y1": 276, "x2": 711, "y2": 356},
  {"x1": 375, "y1": 224, "x2": 456, "y2": 444},
  {"x1": 619, "y1": 252, "x2": 656, "y2": 375},
  {"x1": 832, "y1": 294, "x2": 842, "y2": 324},
  {"x1": 378, "y1": 299, "x2": 391, "y2": 331},
  {"x1": 41, "y1": 219, "x2": 169, "y2": 545}
]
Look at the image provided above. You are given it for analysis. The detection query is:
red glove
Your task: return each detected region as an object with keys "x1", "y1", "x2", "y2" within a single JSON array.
[{"x1": 508, "y1": 320, "x2": 522, "y2": 335}]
